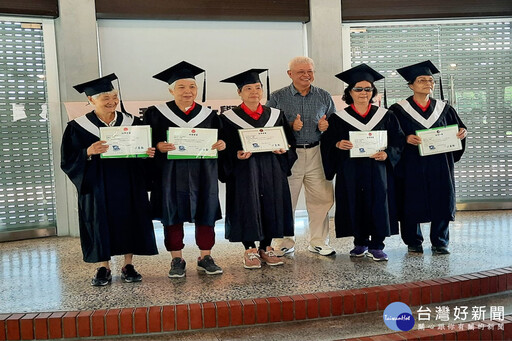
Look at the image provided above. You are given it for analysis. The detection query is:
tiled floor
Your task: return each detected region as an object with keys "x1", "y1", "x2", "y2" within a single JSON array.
[{"x1": 1, "y1": 210, "x2": 511, "y2": 314}]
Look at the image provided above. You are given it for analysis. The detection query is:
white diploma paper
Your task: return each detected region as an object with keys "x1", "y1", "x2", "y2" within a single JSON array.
[
  {"x1": 239, "y1": 126, "x2": 289, "y2": 153},
  {"x1": 416, "y1": 124, "x2": 462, "y2": 156},
  {"x1": 349, "y1": 130, "x2": 387, "y2": 158},
  {"x1": 100, "y1": 125, "x2": 151, "y2": 158},
  {"x1": 167, "y1": 127, "x2": 218, "y2": 159}
]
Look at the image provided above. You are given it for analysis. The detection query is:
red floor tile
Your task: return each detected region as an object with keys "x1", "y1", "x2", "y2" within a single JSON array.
[
  {"x1": 105, "y1": 309, "x2": 120, "y2": 336},
  {"x1": 342, "y1": 290, "x2": 355, "y2": 315},
  {"x1": 133, "y1": 307, "x2": 148, "y2": 334},
  {"x1": 20, "y1": 313, "x2": 37, "y2": 340},
  {"x1": 119, "y1": 308, "x2": 134, "y2": 335},
  {"x1": 326, "y1": 291, "x2": 343, "y2": 316},
  {"x1": 228, "y1": 300, "x2": 243, "y2": 326},
  {"x1": 202, "y1": 302, "x2": 216, "y2": 328},
  {"x1": 189, "y1": 303, "x2": 202, "y2": 330},
  {"x1": 62, "y1": 311, "x2": 79, "y2": 338},
  {"x1": 175, "y1": 304, "x2": 189, "y2": 331},
  {"x1": 6, "y1": 313, "x2": 23, "y2": 341},
  {"x1": 91, "y1": 309, "x2": 106, "y2": 337},
  {"x1": 254, "y1": 298, "x2": 269, "y2": 324},
  {"x1": 314, "y1": 292, "x2": 331, "y2": 317},
  {"x1": 241, "y1": 299, "x2": 256, "y2": 325},
  {"x1": 48, "y1": 312, "x2": 65, "y2": 340},
  {"x1": 279, "y1": 296, "x2": 294, "y2": 321},
  {"x1": 351, "y1": 289, "x2": 366, "y2": 313},
  {"x1": 148, "y1": 306, "x2": 162, "y2": 333},
  {"x1": 162, "y1": 305, "x2": 175, "y2": 332},
  {"x1": 303, "y1": 293, "x2": 319, "y2": 319},
  {"x1": 76, "y1": 311, "x2": 92, "y2": 338},
  {"x1": 291, "y1": 295, "x2": 306, "y2": 320},
  {"x1": 267, "y1": 297, "x2": 282, "y2": 322},
  {"x1": 363, "y1": 287, "x2": 378, "y2": 312},
  {"x1": 215, "y1": 301, "x2": 230, "y2": 328}
]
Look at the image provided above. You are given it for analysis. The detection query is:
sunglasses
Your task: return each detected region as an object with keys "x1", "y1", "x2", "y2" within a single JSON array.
[{"x1": 352, "y1": 87, "x2": 374, "y2": 92}]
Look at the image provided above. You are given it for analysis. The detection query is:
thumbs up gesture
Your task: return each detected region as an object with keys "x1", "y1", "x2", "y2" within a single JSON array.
[
  {"x1": 293, "y1": 114, "x2": 303, "y2": 131},
  {"x1": 317, "y1": 114, "x2": 328, "y2": 132}
]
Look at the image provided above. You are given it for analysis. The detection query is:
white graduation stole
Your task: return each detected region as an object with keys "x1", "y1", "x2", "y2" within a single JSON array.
[
  {"x1": 334, "y1": 106, "x2": 388, "y2": 131},
  {"x1": 74, "y1": 112, "x2": 134, "y2": 138},
  {"x1": 222, "y1": 107, "x2": 280, "y2": 128},
  {"x1": 397, "y1": 99, "x2": 446, "y2": 129},
  {"x1": 155, "y1": 103, "x2": 212, "y2": 128}
]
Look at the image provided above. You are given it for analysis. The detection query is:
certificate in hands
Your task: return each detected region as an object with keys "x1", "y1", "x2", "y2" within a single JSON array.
[
  {"x1": 167, "y1": 127, "x2": 218, "y2": 159},
  {"x1": 100, "y1": 125, "x2": 151, "y2": 158},
  {"x1": 349, "y1": 130, "x2": 387, "y2": 158},
  {"x1": 239, "y1": 126, "x2": 289, "y2": 153},
  {"x1": 416, "y1": 124, "x2": 462, "y2": 156}
]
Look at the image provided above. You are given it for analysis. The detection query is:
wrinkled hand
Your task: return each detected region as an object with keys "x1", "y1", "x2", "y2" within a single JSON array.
[
  {"x1": 87, "y1": 140, "x2": 108, "y2": 156},
  {"x1": 237, "y1": 150, "x2": 252, "y2": 160},
  {"x1": 272, "y1": 149, "x2": 287, "y2": 154},
  {"x1": 457, "y1": 128, "x2": 467, "y2": 140},
  {"x1": 335, "y1": 140, "x2": 353, "y2": 150},
  {"x1": 146, "y1": 147, "x2": 156, "y2": 158},
  {"x1": 317, "y1": 115, "x2": 328, "y2": 132},
  {"x1": 293, "y1": 114, "x2": 303, "y2": 131},
  {"x1": 212, "y1": 139, "x2": 226, "y2": 151},
  {"x1": 370, "y1": 151, "x2": 387, "y2": 161},
  {"x1": 156, "y1": 141, "x2": 176, "y2": 152},
  {"x1": 406, "y1": 134, "x2": 422, "y2": 146}
]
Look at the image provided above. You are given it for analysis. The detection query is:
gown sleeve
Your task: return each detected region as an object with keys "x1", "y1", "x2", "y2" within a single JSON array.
[
  {"x1": 320, "y1": 115, "x2": 345, "y2": 181},
  {"x1": 383, "y1": 111, "x2": 405, "y2": 168}
]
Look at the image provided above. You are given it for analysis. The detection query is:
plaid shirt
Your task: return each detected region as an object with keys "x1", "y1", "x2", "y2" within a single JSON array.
[{"x1": 267, "y1": 83, "x2": 336, "y2": 145}]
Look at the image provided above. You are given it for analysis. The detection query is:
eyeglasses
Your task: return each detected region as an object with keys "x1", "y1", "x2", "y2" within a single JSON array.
[
  {"x1": 352, "y1": 87, "x2": 374, "y2": 92},
  {"x1": 415, "y1": 79, "x2": 435, "y2": 84}
]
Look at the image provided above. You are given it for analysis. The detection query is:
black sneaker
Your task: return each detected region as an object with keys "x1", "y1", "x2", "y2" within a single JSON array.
[
  {"x1": 91, "y1": 267, "x2": 112, "y2": 286},
  {"x1": 197, "y1": 255, "x2": 223, "y2": 275},
  {"x1": 408, "y1": 245, "x2": 424, "y2": 253},
  {"x1": 168, "y1": 257, "x2": 186, "y2": 278},
  {"x1": 432, "y1": 246, "x2": 450, "y2": 255},
  {"x1": 121, "y1": 264, "x2": 142, "y2": 283}
]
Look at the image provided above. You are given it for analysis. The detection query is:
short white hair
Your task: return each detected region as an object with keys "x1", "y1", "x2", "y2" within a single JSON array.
[
  {"x1": 168, "y1": 78, "x2": 196, "y2": 90},
  {"x1": 288, "y1": 56, "x2": 315, "y2": 71},
  {"x1": 89, "y1": 89, "x2": 118, "y2": 101}
]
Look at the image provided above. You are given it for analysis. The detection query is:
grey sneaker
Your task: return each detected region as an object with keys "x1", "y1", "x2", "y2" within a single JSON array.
[
  {"x1": 91, "y1": 267, "x2": 112, "y2": 286},
  {"x1": 168, "y1": 257, "x2": 186, "y2": 278},
  {"x1": 197, "y1": 255, "x2": 223, "y2": 275},
  {"x1": 367, "y1": 249, "x2": 388, "y2": 261},
  {"x1": 274, "y1": 246, "x2": 295, "y2": 257},
  {"x1": 349, "y1": 246, "x2": 368, "y2": 257},
  {"x1": 121, "y1": 264, "x2": 142, "y2": 283}
]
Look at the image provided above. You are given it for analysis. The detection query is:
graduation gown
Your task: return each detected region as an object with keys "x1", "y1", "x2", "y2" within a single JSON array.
[
  {"x1": 143, "y1": 101, "x2": 222, "y2": 226},
  {"x1": 218, "y1": 106, "x2": 297, "y2": 242},
  {"x1": 60, "y1": 111, "x2": 158, "y2": 263},
  {"x1": 321, "y1": 105, "x2": 404, "y2": 239},
  {"x1": 389, "y1": 97, "x2": 466, "y2": 224}
]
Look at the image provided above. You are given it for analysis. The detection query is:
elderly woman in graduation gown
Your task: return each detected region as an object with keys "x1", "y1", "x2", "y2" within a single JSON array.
[
  {"x1": 61, "y1": 74, "x2": 158, "y2": 286},
  {"x1": 320, "y1": 64, "x2": 404, "y2": 262},
  {"x1": 143, "y1": 61, "x2": 225, "y2": 278},
  {"x1": 218, "y1": 69, "x2": 297, "y2": 269},
  {"x1": 389, "y1": 60, "x2": 467, "y2": 255}
]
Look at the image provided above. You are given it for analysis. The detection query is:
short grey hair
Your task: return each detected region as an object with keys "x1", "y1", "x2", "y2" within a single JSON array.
[
  {"x1": 288, "y1": 56, "x2": 315, "y2": 71},
  {"x1": 168, "y1": 78, "x2": 196, "y2": 90}
]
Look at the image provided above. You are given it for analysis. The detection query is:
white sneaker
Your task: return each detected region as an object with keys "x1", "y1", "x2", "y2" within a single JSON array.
[
  {"x1": 274, "y1": 246, "x2": 295, "y2": 257},
  {"x1": 308, "y1": 244, "x2": 336, "y2": 256}
]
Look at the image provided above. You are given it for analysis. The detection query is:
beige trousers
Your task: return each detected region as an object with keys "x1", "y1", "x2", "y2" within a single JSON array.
[{"x1": 276, "y1": 145, "x2": 334, "y2": 248}]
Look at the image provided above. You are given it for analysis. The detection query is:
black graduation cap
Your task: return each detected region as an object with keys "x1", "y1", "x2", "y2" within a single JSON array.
[
  {"x1": 396, "y1": 60, "x2": 439, "y2": 83},
  {"x1": 396, "y1": 60, "x2": 444, "y2": 100},
  {"x1": 153, "y1": 61, "x2": 207, "y2": 102},
  {"x1": 334, "y1": 63, "x2": 384, "y2": 85},
  {"x1": 220, "y1": 68, "x2": 270, "y2": 100},
  {"x1": 73, "y1": 73, "x2": 129, "y2": 114},
  {"x1": 73, "y1": 73, "x2": 117, "y2": 97}
]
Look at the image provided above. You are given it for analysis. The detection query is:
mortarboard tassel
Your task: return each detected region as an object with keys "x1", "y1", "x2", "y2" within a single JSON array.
[
  {"x1": 266, "y1": 71, "x2": 270, "y2": 100},
  {"x1": 115, "y1": 78, "x2": 129, "y2": 114},
  {"x1": 383, "y1": 78, "x2": 388, "y2": 109},
  {"x1": 439, "y1": 76, "x2": 445, "y2": 101},
  {"x1": 202, "y1": 71, "x2": 206, "y2": 103}
]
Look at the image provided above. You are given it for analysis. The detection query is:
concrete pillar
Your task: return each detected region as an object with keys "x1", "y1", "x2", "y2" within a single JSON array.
[
  {"x1": 306, "y1": 0, "x2": 343, "y2": 96},
  {"x1": 54, "y1": 0, "x2": 99, "y2": 236}
]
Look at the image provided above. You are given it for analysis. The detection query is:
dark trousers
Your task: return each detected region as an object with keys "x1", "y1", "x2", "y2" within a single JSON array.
[
  {"x1": 354, "y1": 234, "x2": 385, "y2": 250},
  {"x1": 401, "y1": 218, "x2": 450, "y2": 247}
]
